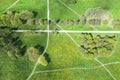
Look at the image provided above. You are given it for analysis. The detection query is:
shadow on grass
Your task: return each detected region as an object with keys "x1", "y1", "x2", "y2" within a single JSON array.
[{"x1": 35, "y1": 45, "x2": 51, "y2": 63}]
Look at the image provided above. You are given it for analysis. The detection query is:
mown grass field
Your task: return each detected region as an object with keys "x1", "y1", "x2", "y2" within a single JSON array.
[{"x1": 0, "y1": 0, "x2": 120, "y2": 80}]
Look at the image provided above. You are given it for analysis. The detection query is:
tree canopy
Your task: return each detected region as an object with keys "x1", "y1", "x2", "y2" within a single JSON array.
[
  {"x1": 27, "y1": 47, "x2": 48, "y2": 66},
  {"x1": 0, "y1": 10, "x2": 36, "y2": 28},
  {"x1": 0, "y1": 28, "x2": 26, "y2": 59},
  {"x1": 80, "y1": 33, "x2": 116, "y2": 59}
]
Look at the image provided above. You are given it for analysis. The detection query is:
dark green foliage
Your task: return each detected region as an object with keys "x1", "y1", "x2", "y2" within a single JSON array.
[
  {"x1": 80, "y1": 33, "x2": 116, "y2": 58},
  {"x1": 0, "y1": 12, "x2": 22, "y2": 28},
  {"x1": 26, "y1": 19, "x2": 35, "y2": 26},
  {"x1": 35, "y1": 45, "x2": 44, "y2": 53},
  {"x1": 0, "y1": 28, "x2": 26, "y2": 59},
  {"x1": 27, "y1": 46, "x2": 50, "y2": 65},
  {"x1": 35, "y1": 45, "x2": 51, "y2": 63},
  {"x1": 32, "y1": 11, "x2": 38, "y2": 18},
  {"x1": 0, "y1": 10, "x2": 37, "y2": 28},
  {"x1": 19, "y1": 10, "x2": 34, "y2": 20}
]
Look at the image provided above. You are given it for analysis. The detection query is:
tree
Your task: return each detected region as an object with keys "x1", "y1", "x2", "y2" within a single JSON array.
[
  {"x1": 8, "y1": 11, "x2": 22, "y2": 27},
  {"x1": 27, "y1": 47, "x2": 48, "y2": 66},
  {"x1": 0, "y1": 10, "x2": 38, "y2": 28},
  {"x1": 10, "y1": 18, "x2": 22, "y2": 27},
  {"x1": 0, "y1": 28, "x2": 26, "y2": 59},
  {"x1": 0, "y1": 11, "x2": 23, "y2": 28},
  {"x1": 27, "y1": 47, "x2": 39, "y2": 62},
  {"x1": 0, "y1": 14, "x2": 10, "y2": 26},
  {"x1": 38, "y1": 55, "x2": 48, "y2": 66},
  {"x1": 7, "y1": 51, "x2": 17, "y2": 59},
  {"x1": 19, "y1": 10, "x2": 34, "y2": 20},
  {"x1": 80, "y1": 33, "x2": 116, "y2": 59},
  {"x1": 26, "y1": 19, "x2": 35, "y2": 26},
  {"x1": 0, "y1": 14, "x2": 6, "y2": 27}
]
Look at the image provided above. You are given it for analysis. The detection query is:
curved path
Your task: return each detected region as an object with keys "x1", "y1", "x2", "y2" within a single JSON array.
[
  {"x1": 34, "y1": 61, "x2": 120, "y2": 73},
  {"x1": 26, "y1": 0, "x2": 50, "y2": 80},
  {"x1": 1, "y1": 0, "x2": 20, "y2": 13}
]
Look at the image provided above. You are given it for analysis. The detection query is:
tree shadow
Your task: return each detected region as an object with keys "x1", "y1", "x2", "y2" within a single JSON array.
[
  {"x1": 44, "y1": 53, "x2": 51, "y2": 63},
  {"x1": 35, "y1": 45, "x2": 44, "y2": 53},
  {"x1": 35, "y1": 45, "x2": 51, "y2": 63}
]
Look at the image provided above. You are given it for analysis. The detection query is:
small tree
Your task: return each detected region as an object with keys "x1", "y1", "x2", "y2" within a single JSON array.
[
  {"x1": 0, "y1": 14, "x2": 10, "y2": 26},
  {"x1": 26, "y1": 19, "x2": 35, "y2": 26},
  {"x1": 7, "y1": 51, "x2": 17, "y2": 59},
  {"x1": 27, "y1": 47, "x2": 39, "y2": 62},
  {"x1": 38, "y1": 55, "x2": 48, "y2": 66},
  {"x1": 27, "y1": 47, "x2": 48, "y2": 66},
  {"x1": 0, "y1": 28, "x2": 26, "y2": 59},
  {"x1": 19, "y1": 10, "x2": 34, "y2": 20}
]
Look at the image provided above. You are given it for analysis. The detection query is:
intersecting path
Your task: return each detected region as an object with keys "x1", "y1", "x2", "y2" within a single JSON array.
[
  {"x1": 1, "y1": 0, "x2": 20, "y2": 13},
  {"x1": 25, "y1": 0, "x2": 118, "y2": 80},
  {"x1": 95, "y1": 58, "x2": 116, "y2": 80},
  {"x1": 51, "y1": 1, "x2": 117, "y2": 80},
  {"x1": 34, "y1": 61, "x2": 120, "y2": 74}
]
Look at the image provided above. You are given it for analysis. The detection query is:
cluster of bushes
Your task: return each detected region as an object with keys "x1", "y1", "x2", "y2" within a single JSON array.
[
  {"x1": 0, "y1": 10, "x2": 37, "y2": 28},
  {"x1": 0, "y1": 10, "x2": 50, "y2": 66},
  {"x1": 0, "y1": 28, "x2": 50, "y2": 66},
  {"x1": 2, "y1": 9, "x2": 113, "y2": 28},
  {"x1": 0, "y1": 10, "x2": 83, "y2": 28},
  {"x1": 0, "y1": 28, "x2": 26, "y2": 59},
  {"x1": 27, "y1": 45, "x2": 50, "y2": 66},
  {"x1": 0, "y1": 10, "x2": 29, "y2": 58},
  {"x1": 80, "y1": 33, "x2": 116, "y2": 59}
]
